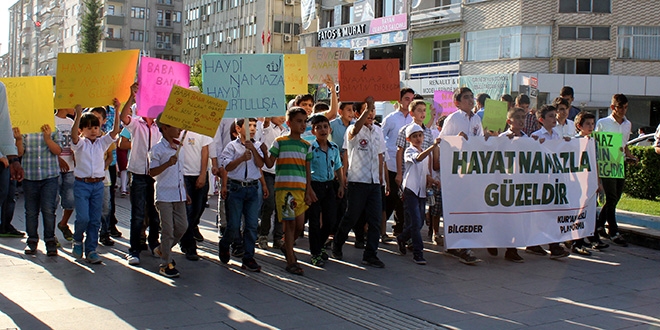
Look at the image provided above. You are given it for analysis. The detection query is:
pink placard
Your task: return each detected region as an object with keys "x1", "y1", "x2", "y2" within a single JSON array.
[
  {"x1": 433, "y1": 90, "x2": 458, "y2": 118},
  {"x1": 137, "y1": 57, "x2": 190, "y2": 118},
  {"x1": 369, "y1": 14, "x2": 407, "y2": 34}
]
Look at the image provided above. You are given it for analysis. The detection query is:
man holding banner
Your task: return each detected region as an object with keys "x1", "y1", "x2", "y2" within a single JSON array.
[{"x1": 594, "y1": 94, "x2": 637, "y2": 247}]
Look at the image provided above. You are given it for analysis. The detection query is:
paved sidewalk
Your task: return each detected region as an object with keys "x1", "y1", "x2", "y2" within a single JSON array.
[{"x1": 2, "y1": 193, "x2": 660, "y2": 329}]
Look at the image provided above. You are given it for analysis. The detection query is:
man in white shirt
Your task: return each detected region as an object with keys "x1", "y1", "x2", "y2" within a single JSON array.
[
  {"x1": 120, "y1": 83, "x2": 163, "y2": 266},
  {"x1": 381, "y1": 88, "x2": 414, "y2": 236},
  {"x1": 595, "y1": 94, "x2": 637, "y2": 247}
]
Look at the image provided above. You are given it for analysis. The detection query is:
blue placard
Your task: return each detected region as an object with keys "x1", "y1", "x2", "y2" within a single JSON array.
[{"x1": 202, "y1": 54, "x2": 285, "y2": 118}]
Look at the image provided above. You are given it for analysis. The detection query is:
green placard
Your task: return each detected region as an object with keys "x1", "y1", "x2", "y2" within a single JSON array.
[
  {"x1": 481, "y1": 99, "x2": 508, "y2": 133},
  {"x1": 593, "y1": 132, "x2": 624, "y2": 179}
]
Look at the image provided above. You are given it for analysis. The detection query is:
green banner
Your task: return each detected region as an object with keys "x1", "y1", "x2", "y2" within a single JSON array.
[{"x1": 593, "y1": 132, "x2": 624, "y2": 179}]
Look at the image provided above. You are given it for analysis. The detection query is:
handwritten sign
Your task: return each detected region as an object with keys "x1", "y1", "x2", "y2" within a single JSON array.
[
  {"x1": 593, "y1": 132, "x2": 624, "y2": 179},
  {"x1": 284, "y1": 54, "x2": 308, "y2": 95},
  {"x1": 338, "y1": 59, "x2": 400, "y2": 102},
  {"x1": 0, "y1": 77, "x2": 55, "y2": 134},
  {"x1": 306, "y1": 47, "x2": 350, "y2": 84},
  {"x1": 428, "y1": 90, "x2": 458, "y2": 126},
  {"x1": 481, "y1": 99, "x2": 508, "y2": 132},
  {"x1": 136, "y1": 57, "x2": 190, "y2": 118},
  {"x1": 54, "y1": 50, "x2": 139, "y2": 108},
  {"x1": 202, "y1": 54, "x2": 285, "y2": 118},
  {"x1": 159, "y1": 85, "x2": 228, "y2": 137}
]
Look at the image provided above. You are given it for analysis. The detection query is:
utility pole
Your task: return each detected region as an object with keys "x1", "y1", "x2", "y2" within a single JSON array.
[
  {"x1": 404, "y1": 0, "x2": 413, "y2": 82},
  {"x1": 143, "y1": 0, "x2": 148, "y2": 56}
]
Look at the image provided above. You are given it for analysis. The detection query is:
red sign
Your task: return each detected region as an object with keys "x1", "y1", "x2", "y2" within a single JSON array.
[{"x1": 338, "y1": 59, "x2": 400, "y2": 102}]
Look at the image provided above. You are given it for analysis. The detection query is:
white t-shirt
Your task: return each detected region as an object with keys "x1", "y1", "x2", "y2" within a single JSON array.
[
  {"x1": 180, "y1": 131, "x2": 213, "y2": 176},
  {"x1": 125, "y1": 116, "x2": 162, "y2": 175},
  {"x1": 403, "y1": 145, "x2": 430, "y2": 198},
  {"x1": 343, "y1": 123, "x2": 386, "y2": 184},
  {"x1": 555, "y1": 119, "x2": 577, "y2": 137},
  {"x1": 55, "y1": 115, "x2": 75, "y2": 172},
  {"x1": 149, "y1": 138, "x2": 186, "y2": 202},
  {"x1": 439, "y1": 110, "x2": 484, "y2": 137},
  {"x1": 596, "y1": 115, "x2": 632, "y2": 145},
  {"x1": 70, "y1": 134, "x2": 116, "y2": 178}
]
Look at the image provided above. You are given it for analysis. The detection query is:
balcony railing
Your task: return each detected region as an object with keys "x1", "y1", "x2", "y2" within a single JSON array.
[
  {"x1": 409, "y1": 60, "x2": 460, "y2": 79},
  {"x1": 411, "y1": 3, "x2": 462, "y2": 30}
]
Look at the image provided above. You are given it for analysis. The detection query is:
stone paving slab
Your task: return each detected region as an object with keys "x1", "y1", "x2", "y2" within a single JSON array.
[{"x1": 1, "y1": 193, "x2": 660, "y2": 329}]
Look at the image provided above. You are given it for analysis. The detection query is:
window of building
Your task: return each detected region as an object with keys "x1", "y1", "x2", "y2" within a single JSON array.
[
  {"x1": 130, "y1": 30, "x2": 146, "y2": 41},
  {"x1": 131, "y1": 7, "x2": 150, "y2": 19},
  {"x1": 216, "y1": 0, "x2": 225, "y2": 12},
  {"x1": 173, "y1": 33, "x2": 181, "y2": 45},
  {"x1": 156, "y1": 32, "x2": 172, "y2": 49},
  {"x1": 273, "y1": 20, "x2": 282, "y2": 33},
  {"x1": 466, "y1": 26, "x2": 551, "y2": 61},
  {"x1": 433, "y1": 38, "x2": 460, "y2": 62},
  {"x1": 284, "y1": 22, "x2": 292, "y2": 34},
  {"x1": 293, "y1": 23, "x2": 301, "y2": 35},
  {"x1": 618, "y1": 26, "x2": 660, "y2": 60},
  {"x1": 558, "y1": 26, "x2": 610, "y2": 40},
  {"x1": 173, "y1": 11, "x2": 182, "y2": 22},
  {"x1": 107, "y1": 27, "x2": 114, "y2": 38},
  {"x1": 107, "y1": 5, "x2": 115, "y2": 15},
  {"x1": 558, "y1": 58, "x2": 609, "y2": 74},
  {"x1": 157, "y1": 0, "x2": 173, "y2": 4},
  {"x1": 559, "y1": 0, "x2": 610, "y2": 13},
  {"x1": 230, "y1": 0, "x2": 239, "y2": 8}
]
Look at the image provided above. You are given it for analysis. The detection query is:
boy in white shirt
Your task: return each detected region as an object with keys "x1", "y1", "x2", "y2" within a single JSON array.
[
  {"x1": 149, "y1": 116, "x2": 189, "y2": 278},
  {"x1": 70, "y1": 104, "x2": 120, "y2": 264},
  {"x1": 396, "y1": 124, "x2": 439, "y2": 265},
  {"x1": 528, "y1": 105, "x2": 571, "y2": 258},
  {"x1": 553, "y1": 97, "x2": 576, "y2": 137}
]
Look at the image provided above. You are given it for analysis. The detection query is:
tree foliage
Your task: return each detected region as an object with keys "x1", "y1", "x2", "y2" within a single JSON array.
[
  {"x1": 191, "y1": 60, "x2": 202, "y2": 89},
  {"x1": 80, "y1": 0, "x2": 103, "y2": 53}
]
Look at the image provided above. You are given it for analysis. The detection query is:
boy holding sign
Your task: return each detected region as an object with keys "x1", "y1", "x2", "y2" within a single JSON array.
[
  {"x1": 149, "y1": 115, "x2": 189, "y2": 278},
  {"x1": 594, "y1": 94, "x2": 637, "y2": 247}
]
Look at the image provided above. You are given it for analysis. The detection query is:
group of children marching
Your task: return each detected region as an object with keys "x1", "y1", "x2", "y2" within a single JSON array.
[{"x1": 1, "y1": 80, "x2": 638, "y2": 278}]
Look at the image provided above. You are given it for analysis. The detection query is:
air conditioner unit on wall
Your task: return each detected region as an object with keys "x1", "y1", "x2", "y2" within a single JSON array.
[
  {"x1": 184, "y1": 19, "x2": 189, "y2": 25},
  {"x1": 284, "y1": 0, "x2": 294, "y2": 5},
  {"x1": 283, "y1": 34, "x2": 292, "y2": 42},
  {"x1": 213, "y1": 40, "x2": 219, "y2": 47},
  {"x1": 227, "y1": 37, "x2": 232, "y2": 43},
  {"x1": 202, "y1": 15, "x2": 207, "y2": 21},
  {"x1": 201, "y1": 44, "x2": 207, "y2": 50},
  {"x1": 183, "y1": 49, "x2": 189, "y2": 54}
]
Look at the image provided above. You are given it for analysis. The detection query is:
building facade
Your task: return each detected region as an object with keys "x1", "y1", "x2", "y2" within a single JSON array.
[
  {"x1": 181, "y1": 0, "x2": 302, "y2": 66},
  {"x1": 4, "y1": 0, "x2": 184, "y2": 78},
  {"x1": 301, "y1": 0, "x2": 660, "y2": 131}
]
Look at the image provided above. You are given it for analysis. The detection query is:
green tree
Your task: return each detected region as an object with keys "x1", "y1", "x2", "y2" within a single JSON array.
[
  {"x1": 80, "y1": 0, "x2": 103, "y2": 53},
  {"x1": 190, "y1": 60, "x2": 202, "y2": 89}
]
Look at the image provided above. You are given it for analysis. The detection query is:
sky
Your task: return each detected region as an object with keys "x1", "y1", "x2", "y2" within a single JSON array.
[{"x1": 0, "y1": 1, "x2": 10, "y2": 55}]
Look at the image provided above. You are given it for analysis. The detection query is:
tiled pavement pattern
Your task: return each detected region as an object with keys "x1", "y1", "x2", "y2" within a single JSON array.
[{"x1": 2, "y1": 192, "x2": 660, "y2": 329}]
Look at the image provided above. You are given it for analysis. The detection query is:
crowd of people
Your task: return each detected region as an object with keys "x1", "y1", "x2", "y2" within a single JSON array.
[{"x1": 1, "y1": 79, "x2": 660, "y2": 279}]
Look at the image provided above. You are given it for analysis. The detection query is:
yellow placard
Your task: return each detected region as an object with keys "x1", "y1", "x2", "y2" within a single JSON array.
[
  {"x1": 54, "y1": 50, "x2": 140, "y2": 108},
  {"x1": 284, "y1": 54, "x2": 308, "y2": 95},
  {"x1": 159, "y1": 85, "x2": 228, "y2": 137},
  {"x1": 0, "y1": 76, "x2": 55, "y2": 134}
]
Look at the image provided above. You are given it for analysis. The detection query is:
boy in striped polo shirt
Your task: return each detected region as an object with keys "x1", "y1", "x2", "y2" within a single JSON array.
[{"x1": 264, "y1": 107, "x2": 317, "y2": 275}]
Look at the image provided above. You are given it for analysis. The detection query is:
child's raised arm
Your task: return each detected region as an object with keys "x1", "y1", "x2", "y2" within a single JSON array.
[
  {"x1": 109, "y1": 98, "x2": 122, "y2": 139},
  {"x1": 120, "y1": 83, "x2": 138, "y2": 126},
  {"x1": 71, "y1": 105, "x2": 83, "y2": 145}
]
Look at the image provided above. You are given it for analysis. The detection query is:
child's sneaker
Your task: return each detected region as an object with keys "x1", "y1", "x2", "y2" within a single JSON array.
[
  {"x1": 127, "y1": 254, "x2": 140, "y2": 265},
  {"x1": 311, "y1": 254, "x2": 325, "y2": 267},
  {"x1": 320, "y1": 248, "x2": 329, "y2": 261},
  {"x1": 413, "y1": 255, "x2": 427, "y2": 265},
  {"x1": 159, "y1": 263, "x2": 180, "y2": 278},
  {"x1": 610, "y1": 234, "x2": 628, "y2": 247},
  {"x1": 57, "y1": 223, "x2": 74, "y2": 241},
  {"x1": 72, "y1": 241, "x2": 83, "y2": 259},
  {"x1": 241, "y1": 258, "x2": 261, "y2": 272},
  {"x1": 257, "y1": 235, "x2": 269, "y2": 249},
  {"x1": 86, "y1": 251, "x2": 102, "y2": 264},
  {"x1": 46, "y1": 240, "x2": 58, "y2": 257},
  {"x1": 24, "y1": 241, "x2": 38, "y2": 255}
]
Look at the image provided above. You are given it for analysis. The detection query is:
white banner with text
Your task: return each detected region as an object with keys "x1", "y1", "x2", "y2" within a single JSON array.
[{"x1": 440, "y1": 136, "x2": 598, "y2": 249}]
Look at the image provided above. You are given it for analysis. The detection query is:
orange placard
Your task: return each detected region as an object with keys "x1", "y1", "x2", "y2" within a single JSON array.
[{"x1": 338, "y1": 59, "x2": 400, "y2": 102}]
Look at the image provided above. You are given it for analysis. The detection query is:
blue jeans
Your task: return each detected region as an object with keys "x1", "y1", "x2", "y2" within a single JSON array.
[
  {"x1": 99, "y1": 185, "x2": 112, "y2": 237},
  {"x1": 23, "y1": 177, "x2": 59, "y2": 243},
  {"x1": 129, "y1": 173, "x2": 160, "y2": 255},
  {"x1": 180, "y1": 175, "x2": 209, "y2": 251},
  {"x1": 73, "y1": 180, "x2": 104, "y2": 255},
  {"x1": 334, "y1": 182, "x2": 382, "y2": 259},
  {"x1": 0, "y1": 167, "x2": 18, "y2": 231},
  {"x1": 58, "y1": 171, "x2": 75, "y2": 210},
  {"x1": 220, "y1": 181, "x2": 260, "y2": 260},
  {"x1": 398, "y1": 188, "x2": 426, "y2": 258}
]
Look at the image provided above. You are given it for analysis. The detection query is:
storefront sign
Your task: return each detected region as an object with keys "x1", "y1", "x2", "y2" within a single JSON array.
[
  {"x1": 318, "y1": 22, "x2": 370, "y2": 41},
  {"x1": 420, "y1": 76, "x2": 460, "y2": 95},
  {"x1": 369, "y1": 14, "x2": 407, "y2": 34}
]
